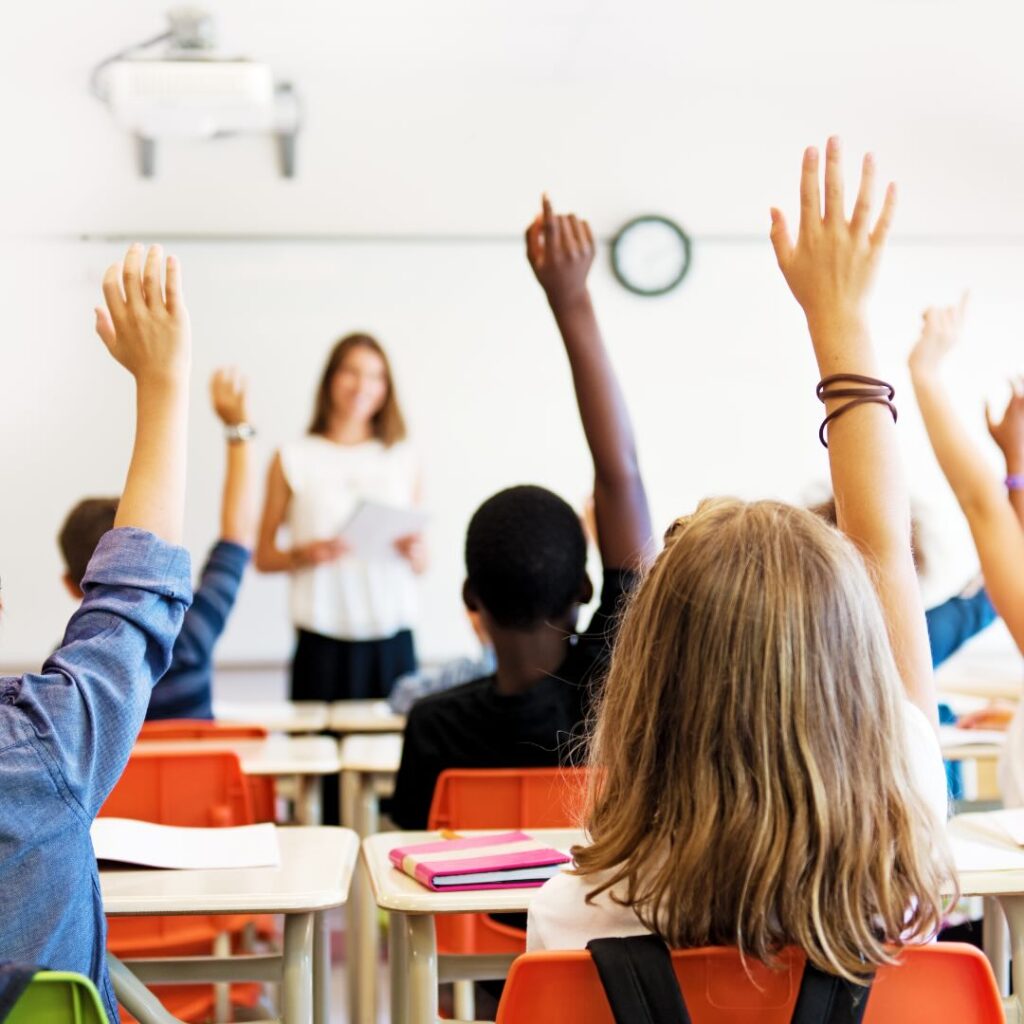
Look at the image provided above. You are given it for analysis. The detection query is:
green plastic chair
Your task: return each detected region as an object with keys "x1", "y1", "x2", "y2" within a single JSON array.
[{"x1": 6, "y1": 971, "x2": 109, "y2": 1024}]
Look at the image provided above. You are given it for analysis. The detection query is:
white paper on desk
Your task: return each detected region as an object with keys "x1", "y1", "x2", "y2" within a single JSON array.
[
  {"x1": 978, "y1": 809, "x2": 1024, "y2": 848},
  {"x1": 939, "y1": 726, "x2": 1008, "y2": 749},
  {"x1": 339, "y1": 501, "x2": 428, "y2": 559},
  {"x1": 91, "y1": 819, "x2": 280, "y2": 870}
]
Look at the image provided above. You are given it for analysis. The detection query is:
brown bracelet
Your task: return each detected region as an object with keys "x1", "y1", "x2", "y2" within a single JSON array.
[
  {"x1": 818, "y1": 396, "x2": 898, "y2": 448},
  {"x1": 817, "y1": 374, "x2": 895, "y2": 402}
]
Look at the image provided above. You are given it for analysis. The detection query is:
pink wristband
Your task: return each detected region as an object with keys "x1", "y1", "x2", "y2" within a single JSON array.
[{"x1": 1006, "y1": 475, "x2": 1024, "y2": 491}]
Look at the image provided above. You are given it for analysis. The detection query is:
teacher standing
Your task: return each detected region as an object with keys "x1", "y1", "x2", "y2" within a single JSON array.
[{"x1": 256, "y1": 333, "x2": 426, "y2": 701}]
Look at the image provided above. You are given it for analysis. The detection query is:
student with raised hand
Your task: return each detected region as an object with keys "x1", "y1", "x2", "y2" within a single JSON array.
[
  {"x1": 0, "y1": 245, "x2": 193, "y2": 1022},
  {"x1": 908, "y1": 299, "x2": 1024, "y2": 649},
  {"x1": 57, "y1": 366, "x2": 258, "y2": 720},
  {"x1": 387, "y1": 195, "x2": 654, "y2": 829},
  {"x1": 528, "y1": 141, "x2": 952, "y2": 984},
  {"x1": 910, "y1": 303, "x2": 1024, "y2": 801}
]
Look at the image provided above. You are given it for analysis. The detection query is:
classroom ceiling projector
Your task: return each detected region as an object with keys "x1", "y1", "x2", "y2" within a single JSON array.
[{"x1": 90, "y1": 7, "x2": 300, "y2": 177}]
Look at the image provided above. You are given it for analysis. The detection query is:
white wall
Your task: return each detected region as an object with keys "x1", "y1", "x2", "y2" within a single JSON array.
[{"x1": 2, "y1": 0, "x2": 1023, "y2": 667}]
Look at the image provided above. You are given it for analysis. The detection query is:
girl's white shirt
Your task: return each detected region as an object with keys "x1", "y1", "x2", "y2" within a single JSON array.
[
  {"x1": 527, "y1": 699, "x2": 949, "y2": 951},
  {"x1": 280, "y1": 435, "x2": 419, "y2": 641}
]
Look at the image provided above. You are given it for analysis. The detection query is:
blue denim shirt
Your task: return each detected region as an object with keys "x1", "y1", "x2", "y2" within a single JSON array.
[{"x1": 0, "y1": 528, "x2": 191, "y2": 1024}]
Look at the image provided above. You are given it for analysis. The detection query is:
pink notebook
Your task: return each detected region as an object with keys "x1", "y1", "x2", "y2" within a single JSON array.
[{"x1": 389, "y1": 830, "x2": 572, "y2": 892}]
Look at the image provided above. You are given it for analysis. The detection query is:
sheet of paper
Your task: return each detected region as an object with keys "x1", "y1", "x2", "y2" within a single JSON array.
[
  {"x1": 939, "y1": 726, "x2": 1007, "y2": 749},
  {"x1": 91, "y1": 818, "x2": 280, "y2": 870},
  {"x1": 339, "y1": 500, "x2": 429, "y2": 558},
  {"x1": 976, "y1": 809, "x2": 1024, "y2": 848}
]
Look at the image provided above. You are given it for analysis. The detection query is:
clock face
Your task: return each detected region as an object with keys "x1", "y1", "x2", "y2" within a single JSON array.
[{"x1": 611, "y1": 216, "x2": 692, "y2": 297}]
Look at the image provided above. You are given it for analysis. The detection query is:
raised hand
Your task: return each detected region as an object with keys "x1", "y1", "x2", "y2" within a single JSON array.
[
  {"x1": 211, "y1": 366, "x2": 250, "y2": 427},
  {"x1": 770, "y1": 137, "x2": 895, "y2": 346},
  {"x1": 986, "y1": 378, "x2": 1024, "y2": 463},
  {"x1": 95, "y1": 244, "x2": 191, "y2": 384},
  {"x1": 908, "y1": 294, "x2": 969, "y2": 378},
  {"x1": 525, "y1": 195, "x2": 595, "y2": 311}
]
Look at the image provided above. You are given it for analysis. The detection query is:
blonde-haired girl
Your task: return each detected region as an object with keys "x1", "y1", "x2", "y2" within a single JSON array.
[{"x1": 528, "y1": 139, "x2": 955, "y2": 983}]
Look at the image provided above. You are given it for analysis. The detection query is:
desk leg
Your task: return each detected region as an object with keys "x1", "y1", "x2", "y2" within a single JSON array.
[
  {"x1": 389, "y1": 911, "x2": 410, "y2": 1024},
  {"x1": 314, "y1": 910, "x2": 330, "y2": 1024},
  {"x1": 998, "y1": 895, "x2": 1024, "y2": 1022},
  {"x1": 984, "y1": 896, "x2": 1010, "y2": 995},
  {"x1": 283, "y1": 912, "x2": 314, "y2": 1024},
  {"x1": 343, "y1": 770, "x2": 380, "y2": 1024},
  {"x1": 405, "y1": 914, "x2": 438, "y2": 1024},
  {"x1": 295, "y1": 775, "x2": 323, "y2": 826}
]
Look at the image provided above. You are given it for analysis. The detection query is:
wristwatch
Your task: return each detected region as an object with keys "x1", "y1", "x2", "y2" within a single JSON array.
[{"x1": 225, "y1": 422, "x2": 257, "y2": 443}]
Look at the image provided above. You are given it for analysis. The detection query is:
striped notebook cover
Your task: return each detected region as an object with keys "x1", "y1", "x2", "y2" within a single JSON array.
[{"x1": 389, "y1": 830, "x2": 572, "y2": 892}]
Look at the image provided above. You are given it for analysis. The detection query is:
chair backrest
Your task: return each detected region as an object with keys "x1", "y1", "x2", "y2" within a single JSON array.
[
  {"x1": 427, "y1": 767, "x2": 588, "y2": 830},
  {"x1": 495, "y1": 945, "x2": 1004, "y2": 1024},
  {"x1": 99, "y1": 749, "x2": 254, "y2": 827},
  {"x1": 138, "y1": 720, "x2": 269, "y2": 740},
  {"x1": 7, "y1": 971, "x2": 108, "y2": 1024}
]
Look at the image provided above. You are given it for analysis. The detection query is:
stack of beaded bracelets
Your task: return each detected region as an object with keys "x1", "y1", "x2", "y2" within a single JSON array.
[{"x1": 816, "y1": 374, "x2": 897, "y2": 449}]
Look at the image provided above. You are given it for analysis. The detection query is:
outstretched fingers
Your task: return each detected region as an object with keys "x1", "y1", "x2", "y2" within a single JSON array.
[
  {"x1": 769, "y1": 207, "x2": 794, "y2": 268},
  {"x1": 142, "y1": 244, "x2": 164, "y2": 312},
  {"x1": 164, "y1": 255, "x2": 183, "y2": 316},
  {"x1": 823, "y1": 136, "x2": 845, "y2": 224},
  {"x1": 798, "y1": 146, "x2": 821, "y2": 236},
  {"x1": 869, "y1": 182, "x2": 897, "y2": 250},
  {"x1": 850, "y1": 153, "x2": 876, "y2": 237}
]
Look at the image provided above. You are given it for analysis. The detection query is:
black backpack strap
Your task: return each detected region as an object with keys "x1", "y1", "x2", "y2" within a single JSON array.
[
  {"x1": 791, "y1": 961, "x2": 873, "y2": 1024},
  {"x1": 586, "y1": 935, "x2": 692, "y2": 1024}
]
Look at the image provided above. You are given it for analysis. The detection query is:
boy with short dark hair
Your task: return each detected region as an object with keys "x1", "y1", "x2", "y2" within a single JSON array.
[
  {"x1": 388, "y1": 198, "x2": 654, "y2": 828},
  {"x1": 0, "y1": 245, "x2": 193, "y2": 1022},
  {"x1": 58, "y1": 368, "x2": 257, "y2": 720}
]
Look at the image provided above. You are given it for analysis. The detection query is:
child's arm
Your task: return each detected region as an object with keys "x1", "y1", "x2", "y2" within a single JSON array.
[
  {"x1": 525, "y1": 196, "x2": 654, "y2": 569},
  {"x1": 770, "y1": 138, "x2": 937, "y2": 728},
  {"x1": 96, "y1": 245, "x2": 190, "y2": 543},
  {"x1": 6, "y1": 245, "x2": 194, "y2": 815},
  {"x1": 210, "y1": 367, "x2": 258, "y2": 548},
  {"x1": 909, "y1": 304, "x2": 1024, "y2": 651},
  {"x1": 986, "y1": 380, "x2": 1024, "y2": 524}
]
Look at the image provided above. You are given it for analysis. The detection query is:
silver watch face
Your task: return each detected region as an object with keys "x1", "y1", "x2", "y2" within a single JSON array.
[{"x1": 227, "y1": 422, "x2": 256, "y2": 441}]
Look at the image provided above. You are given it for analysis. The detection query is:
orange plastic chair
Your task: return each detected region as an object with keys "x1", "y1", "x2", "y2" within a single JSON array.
[
  {"x1": 426, "y1": 767, "x2": 588, "y2": 955},
  {"x1": 135, "y1": 720, "x2": 277, "y2": 823},
  {"x1": 138, "y1": 720, "x2": 269, "y2": 740},
  {"x1": 100, "y1": 750, "x2": 262, "y2": 1021},
  {"x1": 494, "y1": 944, "x2": 1004, "y2": 1024}
]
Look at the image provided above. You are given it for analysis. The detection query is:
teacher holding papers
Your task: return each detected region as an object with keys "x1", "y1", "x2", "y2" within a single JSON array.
[{"x1": 256, "y1": 333, "x2": 426, "y2": 701}]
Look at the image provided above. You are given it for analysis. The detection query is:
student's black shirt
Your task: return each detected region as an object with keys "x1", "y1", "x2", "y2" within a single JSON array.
[{"x1": 387, "y1": 569, "x2": 635, "y2": 829}]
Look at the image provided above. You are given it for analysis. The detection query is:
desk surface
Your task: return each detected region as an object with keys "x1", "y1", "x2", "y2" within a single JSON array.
[
  {"x1": 939, "y1": 726, "x2": 1005, "y2": 762},
  {"x1": 367, "y1": 820, "x2": 1024, "y2": 911},
  {"x1": 134, "y1": 734, "x2": 341, "y2": 776},
  {"x1": 936, "y1": 656, "x2": 1023, "y2": 702},
  {"x1": 213, "y1": 700, "x2": 330, "y2": 733},
  {"x1": 339, "y1": 733, "x2": 403, "y2": 774},
  {"x1": 102, "y1": 826, "x2": 358, "y2": 915},
  {"x1": 363, "y1": 829, "x2": 582, "y2": 914},
  {"x1": 329, "y1": 700, "x2": 406, "y2": 734}
]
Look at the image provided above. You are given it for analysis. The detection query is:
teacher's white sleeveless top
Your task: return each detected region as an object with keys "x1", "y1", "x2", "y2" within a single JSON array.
[{"x1": 280, "y1": 435, "x2": 419, "y2": 641}]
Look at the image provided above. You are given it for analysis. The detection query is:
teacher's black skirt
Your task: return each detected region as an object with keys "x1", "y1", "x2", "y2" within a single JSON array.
[{"x1": 290, "y1": 627, "x2": 417, "y2": 702}]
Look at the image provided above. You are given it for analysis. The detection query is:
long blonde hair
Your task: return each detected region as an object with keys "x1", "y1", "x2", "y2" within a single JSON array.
[{"x1": 575, "y1": 498, "x2": 954, "y2": 982}]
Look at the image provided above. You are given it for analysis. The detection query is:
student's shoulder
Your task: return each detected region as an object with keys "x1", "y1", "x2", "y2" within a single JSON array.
[{"x1": 407, "y1": 674, "x2": 495, "y2": 721}]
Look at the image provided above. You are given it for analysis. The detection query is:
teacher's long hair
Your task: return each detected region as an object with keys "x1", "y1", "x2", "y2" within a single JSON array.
[{"x1": 308, "y1": 333, "x2": 407, "y2": 446}]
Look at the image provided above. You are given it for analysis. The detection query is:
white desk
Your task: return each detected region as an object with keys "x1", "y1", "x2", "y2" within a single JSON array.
[
  {"x1": 940, "y1": 726, "x2": 1006, "y2": 764},
  {"x1": 213, "y1": 700, "x2": 331, "y2": 733},
  {"x1": 937, "y1": 656, "x2": 1024, "y2": 703},
  {"x1": 363, "y1": 828, "x2": 579, "y2": 1024},
  {"x1": 339, "y1": 733, "x2": 403, "y2": 1024},
  {"x1": 134, "y1": 735, "x2": 341, "y2": 825},
  {"x1": 329, "y1": 700, "x2": 406, "y2": 735},
  {"x1": 103, "y1": 826, "x2": 358, "y2": 1024}
]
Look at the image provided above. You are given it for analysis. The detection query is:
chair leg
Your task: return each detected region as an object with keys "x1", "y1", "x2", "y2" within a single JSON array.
[{"x1": 453, "y1": 980, "x2": 475, "y2": 1021}]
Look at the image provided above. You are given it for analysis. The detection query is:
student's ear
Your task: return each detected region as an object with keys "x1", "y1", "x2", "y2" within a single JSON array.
[
  {"x1": 576, "y1": 574, "x2": 594, "y2": 606},
  {"x1": 62, "y1": 574, "x2": 84, "y2": 601},
  {"x1": 462, "y1": 579, "x2": 479, "y2": 612}
]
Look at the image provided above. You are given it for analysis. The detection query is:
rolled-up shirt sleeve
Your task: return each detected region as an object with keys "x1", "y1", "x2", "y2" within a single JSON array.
[{"x1": 0, "y1": 528, "x2": 192, "y2": 819}]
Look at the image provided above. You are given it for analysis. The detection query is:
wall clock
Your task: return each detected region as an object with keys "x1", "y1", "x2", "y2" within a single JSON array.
[{"x1": 611, "y1": 215, "x2": 692, "y2": 297}]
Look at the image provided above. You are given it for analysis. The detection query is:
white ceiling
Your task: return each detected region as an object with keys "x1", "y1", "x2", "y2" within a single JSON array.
[{"x1": 2, "y1": 0, "x2": 1023, "y2": 237}]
